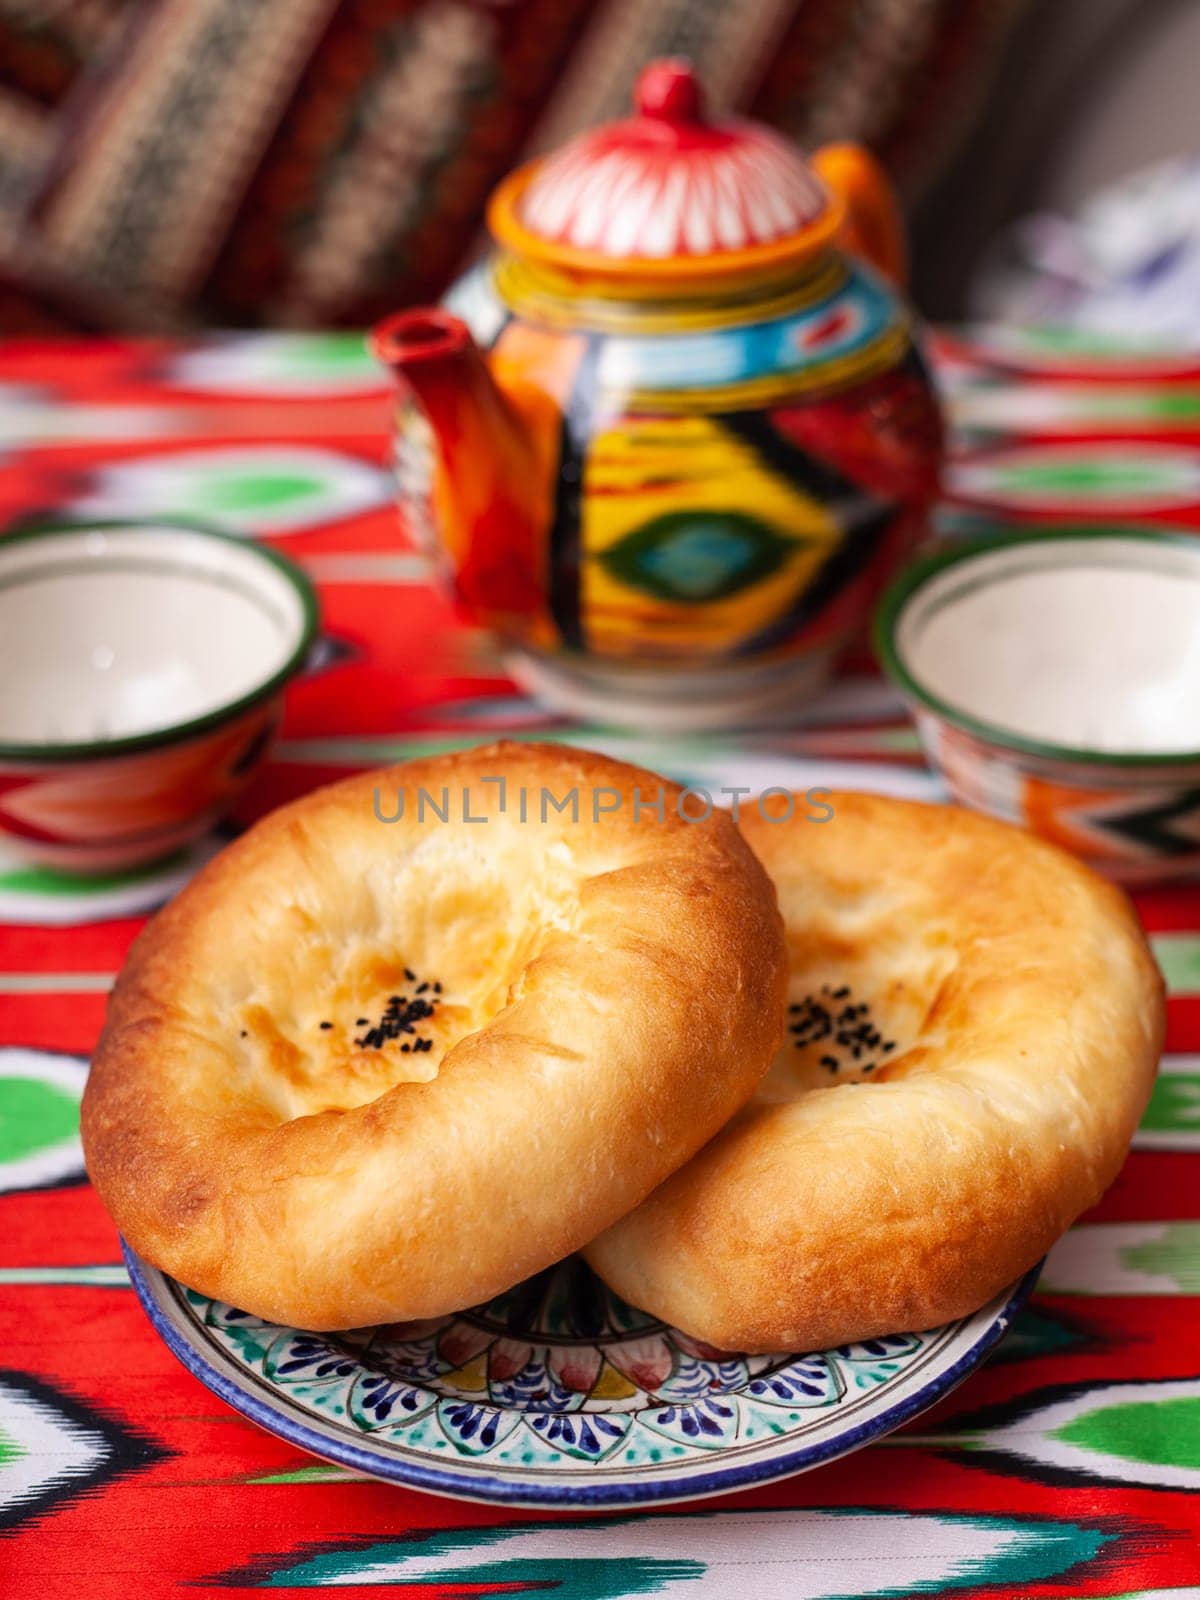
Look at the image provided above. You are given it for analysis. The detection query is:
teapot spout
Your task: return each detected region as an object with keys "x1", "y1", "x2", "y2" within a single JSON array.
[{"x1": 370, "y1": 309, "x2": 546, "y2": 620}]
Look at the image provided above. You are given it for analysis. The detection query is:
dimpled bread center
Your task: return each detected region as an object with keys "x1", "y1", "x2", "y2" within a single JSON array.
[
  {"x1": 229, "y1": 832, "x2": 582, "y2": 1120},
  {"x1": 756, "y1": 895, "x2": 958, "y2": 1102}
]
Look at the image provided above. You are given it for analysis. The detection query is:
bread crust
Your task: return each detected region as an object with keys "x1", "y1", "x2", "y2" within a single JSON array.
[
  {"x1": 82, "y1": 742, "x2": 786, "y2": 1330},
  {"x1": 585, "y1": 792, "x2": 1164, "y2": 1352}
]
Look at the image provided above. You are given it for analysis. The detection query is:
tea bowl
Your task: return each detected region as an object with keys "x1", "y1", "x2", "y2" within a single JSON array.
[
  {"x1": 0, "y1": 519, "x2": 317, "y2": 872},
  {"x1": 876, "y1": 526, "x2": 1200, "y2": 883}
]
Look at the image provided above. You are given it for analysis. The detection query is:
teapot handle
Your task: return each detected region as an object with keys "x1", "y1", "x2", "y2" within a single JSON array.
[{"x1": 810, "y1": 142, "x2": 906, "y2": 285}]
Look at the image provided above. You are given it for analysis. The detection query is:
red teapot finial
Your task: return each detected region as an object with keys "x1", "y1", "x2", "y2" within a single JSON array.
[{"x1": 635, "y1": 59, "x2": 705, "y2": 123}]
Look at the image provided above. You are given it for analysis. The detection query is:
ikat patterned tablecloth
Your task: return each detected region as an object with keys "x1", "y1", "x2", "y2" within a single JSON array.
[{"x1": 2, "y1": 327, "x2": 1200, "y2": 1597}]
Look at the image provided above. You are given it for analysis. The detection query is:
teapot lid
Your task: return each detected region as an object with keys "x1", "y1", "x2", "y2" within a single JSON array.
[{"x1": 488, "y1": 59, "x2": 842, "y2": 285}]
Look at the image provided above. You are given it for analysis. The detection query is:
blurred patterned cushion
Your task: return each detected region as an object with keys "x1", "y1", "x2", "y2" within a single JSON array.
[{"x1": 0, "y1": 0, "x2": 1027, "y2": 331}]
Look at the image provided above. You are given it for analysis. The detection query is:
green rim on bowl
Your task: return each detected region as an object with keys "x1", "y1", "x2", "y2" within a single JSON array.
[
  {"x1": 874, "y1": 523, "x2": 1200, "y2": 770},
  {"x1": 0, "y1": 517, "x2": 319, "y2": 763}
]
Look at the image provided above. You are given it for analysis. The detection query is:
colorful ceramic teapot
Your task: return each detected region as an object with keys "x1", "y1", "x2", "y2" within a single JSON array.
[{"x1": 372, "y1": 59, "x2": 943, "y2": 729}]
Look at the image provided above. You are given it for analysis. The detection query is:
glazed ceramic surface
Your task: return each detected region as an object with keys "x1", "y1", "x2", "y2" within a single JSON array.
[
  {"x1": 878, "y1": 528, "x2": 1200, "y2": 881},
  {"x1": 0, "y1": 521, "x2": 316, "y2": 872},
  {"x1": 374, "y1": 61, "x2": 943, "y2": 730},
  {"x1": 126, "y1": 1246, "x2": 1037, "y2": 1509}
]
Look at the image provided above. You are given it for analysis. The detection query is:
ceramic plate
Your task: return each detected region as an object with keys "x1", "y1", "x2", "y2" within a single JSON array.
[{"x1": 125, "y1": 1245, "x2": 1039, "y2": 1509}]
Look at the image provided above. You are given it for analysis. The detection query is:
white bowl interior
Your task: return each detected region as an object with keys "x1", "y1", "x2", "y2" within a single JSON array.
[
  {"x1": 896, "y1": 536, "x2": 1200, "y2": 756},
  {"x1": 0, "y1": 526, "x2": 308, "y2": 748}
]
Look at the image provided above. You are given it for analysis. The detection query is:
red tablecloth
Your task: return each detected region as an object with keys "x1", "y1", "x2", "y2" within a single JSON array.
[{"x1": 2, "y1": 329, "x2": 1200, "y2": 1597}]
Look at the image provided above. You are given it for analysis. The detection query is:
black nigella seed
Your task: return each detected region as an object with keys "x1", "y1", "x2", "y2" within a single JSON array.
[
  {"x1": 319, "y1": 1021, "x2": 332, "y2": 1030},
  {"x1": 790, "y1": 986, "x2": 897, "y2": 1068},
  {"x1": 433, "y1": 982, "x2": 443, "y2": 995},
  {"x1": 357, "y1": 1018, "x2": 368, "y2": 1026},
  {"x1": 404, "y1": 968, "x2": 416, "y2": 982},
  {"x1": 352, "y1": 978, "x2": 444, "y2": 1051},
  {"x1": 239, "y1": 1029, "x2": 247, "y2": 1039}
]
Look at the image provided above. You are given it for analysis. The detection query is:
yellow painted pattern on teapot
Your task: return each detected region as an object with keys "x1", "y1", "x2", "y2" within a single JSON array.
[{"x1": 581, "y1": 414, "x2": 840, "y2": 659}]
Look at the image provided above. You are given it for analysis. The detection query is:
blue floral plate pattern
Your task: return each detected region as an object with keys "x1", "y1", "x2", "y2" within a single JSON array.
[{"x1": 124, "y1": 1244, "x2": 1039, "y2": 1508}]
